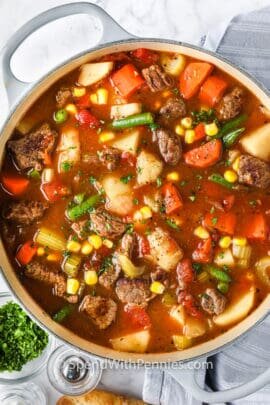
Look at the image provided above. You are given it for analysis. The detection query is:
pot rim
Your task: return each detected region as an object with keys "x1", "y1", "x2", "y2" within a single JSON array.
[{"x1": 1, "y1": 37, "x2": 270, "y2": 365}]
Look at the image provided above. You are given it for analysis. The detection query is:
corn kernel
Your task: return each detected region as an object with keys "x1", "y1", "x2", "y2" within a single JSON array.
[
  {"x1": 84, "y1": 270, "x2": 98, "y2": 286},
  {"x1": 96, "y1": 88, "x2": 109, "y2": 104},
  {"x1": 81, "y1": 241, "x2": 93, "y2": 255},
  {"x1": 232, "y1": 156, "x2": 240, "y2": 172},
  {"x1": 205, "y1": 122, "x2": 219, "y2": 136},
  {"x1": 90, "y1": 93, "x2": 98, "y2": 104},
  {"x1": 224, "y1": 170, "x2": 238, "y2": 183},
  {"x1": 66, "y1": 240, "x2": 81, "y2": 253},
  {"x1": 197, "y1": 271, "x2": 209, "y2": 283},
  {"x1": 47, "y1": 253, "x2": 61, "y2": 262},
  {"x1": 181, "y1": 117, "x2": 192, "y2": 129},
  {"x1": 233, "y1": 237, "x2": 247, "y2": 246},
  {"x1": 103, "y1": 239, "x2": 113, "y2": 249},
  {"x1": 194, "y1": 226, "x2": 210, "y2": 239},
  {"x1": 140, "y1": 206, "x2": 152, "y2": 220},
  {"x1": 166, "y1": 171, "x2": 180, "y2": 182},
  {"x1": 150, "y1": 281, "x2": 165, "y2": 294},
  {"x1": 66, "y1": 278, "x2": 80, "y2": 294},
  {"x1": 88, "y1": 234, "x2": 103, "y2": 250},
  {"x1": 185, "y1": 129, "x2": 195, "y2": 144},
  {"x1": 37, "y1": 247, "x2": 45, "y2": 256},
  {"x1": 219, "y1": 236, "x2": 232, "y2": 249},
  {"x1": 99, "y1": 131, "x2": 115, "y2": 143},
  {"x1": 72, "y1": 87, "x2": 86, "y2": 97},
  {"x1": 175, "y1": 124, "x2": 185, "y2": 136},
  {"x1": 65, "y1": 103, "x2": 78, "y2": 115}
]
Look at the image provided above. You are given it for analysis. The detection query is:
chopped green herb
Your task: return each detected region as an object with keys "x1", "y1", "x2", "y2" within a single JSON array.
[
  {"x1": 145, "y1": 228, "x2": 152, "y2": 236},
  {"x1": 61, "y1": 161, "x2": 72, "y2": 172},
  {"x1": 192, "y1": 263, "x2": 202, "y2": 274},
  {"x1": 195, "y1": 174, "x2": 203, "y2": 180},
  {"x1": 210, "y1": 206, "x2": 215, "y2": 214},
  {"x1": 249, "y1": 200, "x2": 257, "y2": 207},
  {"x1": 166, "y1": 218, "x2": 180, "y2": 230},
  {"x1": 191, "y1": 108, "x2": 218, "y2": 126},
  {"x1": 99, "y1": 255, "x2": 113, "y2": 275},
  {"x1": 180, "y1": 180, "x2": 188, "y2": 186},
  {"x1": 120, "y1": 174, "x2": 133, "y2": 184},
  {"x1": 149, "y1": 123, "x2": 160, "y2": 131},
  {"x1": 137, "y1": 167, "x2": 142, "y2": 174},
  {"x1": 126, "y1": 223, "x2": 134, "y2": 234},
  {"x1": 27, "y1": 168, "x2": 41, "y2": 180},
  {"x1": 156, "y1": 177, "x2": 163, "y2": 188},
  {"x1": 172, "y1": 88, "x2": 180, "y2": 95},
  {"x1": 89, "y1": 176, "x2": 97, "y2": 185},
  {"x1": 211, "y1": 217, "x2": 218, "y2": 225},
  {"x1": 53, "y1": 305, "x2": 74, "y2": 323}
]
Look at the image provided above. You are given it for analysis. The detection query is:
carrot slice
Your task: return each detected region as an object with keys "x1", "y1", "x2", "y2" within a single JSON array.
[
  {"x1": 180, "y1": 62, "x2": 214, "y2": 99},
  {"x1": 194, "y1": 123, "x2": 206, "y2": 141},
  {"x1": 243, "y1": 213, "x2": 268, "y2": 240},
  {"x1": 162, "y1": 183, "x2": 183, "y2": 214},
  {"x1": 184, "y1": 139, "x2": 222, "y2": 168},
  {"x1": 192, "y1": 238, "x2": 213, "y2": 263},
  {"x1": 203, "y1": 212, "x2": 237, "y2": 235},
  {"x1": 199, "y1": 75, "x2": 228, "y2": 106},
  {"x1": 124, "y1": 305, "x2": 151, "y2": 329},
  {"x1": 41, "y1": 181, "x2": 70, "y2": 202},
  {"x1": 16, "y1": 241, "x2": 37, "y2": 266},
  {"x1": 111, "y1": 64, "x2": 144, "y2": 97},
  {"x1": 2, "y1": 175, "x2": 29, "y2": 196}
]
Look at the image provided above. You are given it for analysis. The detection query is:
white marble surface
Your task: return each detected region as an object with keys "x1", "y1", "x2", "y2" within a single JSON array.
[{"x1": 1, "y1": 0, "x2": 270, "y2": 404}]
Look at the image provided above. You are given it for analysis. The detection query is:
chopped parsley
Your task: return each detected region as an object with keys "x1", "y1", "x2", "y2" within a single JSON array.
[
  {"x1": 149, "y1": 123, "x2": 160, "y2": 131},
  {"x1": 156, "y1": 177, "x2": 163, "y2": 188},
  {"x1": 133, "y1": 198, "x2": 139, "y2": 205},
  {"x1": 145, "y1": 228, "x2": 152, "y2": 235},
  {"x1": 61, "y1": 161, "x2": 72, "y2": 172},
  {"x1": 99, "y1": 255, "x2": 113, "y2": 275},
  {"x1": 192, "y1": 262, "x2": 202, "y2": 274},
  {"x1": 172, "y1": 87, "x2": 180, "y2": 95},
  {"x1": 137, "y1": 166, "x2": 142, "y2": 174},
  {"x1": 210, "y1": 206, "x2": 215, "y2": 214},
  {"x1": 191, "y1": 108, "x2": 218, "y2": 126},
  {"x1": 89, "y1": 175, "x2": 97, "y2": 185},
  {"x1": 166, "y1": 218, "x2": 180, "y2": 230},
  {"x1": 120, "y1": 174, "x2": 133, "y2": 184},
  {"x1": 180, "y1": 180, "x2": 188, "y2": 187},
  {"x1": 27, "y1": 168, "x2": 41, "y2": 180},
  {"x1": 211, "y1": 217, "x2": 218, "y2": 225},
  {"x1": 126, "y1": 223, "x2": 134, "y2": 234}
]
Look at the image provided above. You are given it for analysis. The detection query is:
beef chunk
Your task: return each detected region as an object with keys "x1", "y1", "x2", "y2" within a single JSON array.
[
  {"x1": 56, "y1": 87, "x2": 72, "y2": 108},
  {"x1": 153, "y1": 128, "x2": 182, "y2": 166},
  {"x1": 200, "y1": 288, "x2": 227, "y2": 315},
  {"x1": 8, "y1": 123, "x2": 57, "y2": 170},
  {"x1": 90, "y1": 208, "x2": 126, "y2": 239},
  {"x1": 98, "y1": 147, "x2": 121, "y2": 171},
  {"x1": 142, "y1": 64, "x2": 174, "y2": 92},
  {"x1": 1, "y1": 222, "x2": 16, "y2": 248},
  {"x1": 238, "y1": 155, "x2": 270, "y2": 189},
  {"x1": 4, "y1": 200, "x2": 48, "y2": 225},
  {"x1": 216, "y1": 86, "x2": 245, "y2": 122},
  {"x1": 71, "y1": 220, "x2": 89, "y2": 239},
  {"x1": 159, "y1": 97, "x2": 186, "y2": 122},
  {"x1": 80, "y1": 295, "x2": 117, "y2": 329},
  {"x1": 118, "y1": 233, "x2": 136, "y2": 257},
  {"x1": 150, "y1": 268, "x2": 169, "y2": 287},
  {"x1": 115, "y1": 278, "x2": 151, "y2": 307},
  {"x1": 176, "y1": 259, "x2": 195, "y2": 290},
  {"x1": 99, "y1": 264, "x2": 121, "y2": 289}
]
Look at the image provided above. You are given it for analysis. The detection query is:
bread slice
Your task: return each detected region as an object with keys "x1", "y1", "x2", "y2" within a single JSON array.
[{"x1": 56, "y1": 389, "x2": 146, "y2": 405}]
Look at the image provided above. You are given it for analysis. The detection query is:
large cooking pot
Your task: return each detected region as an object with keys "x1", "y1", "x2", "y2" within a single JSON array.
[{"x1": 1, "y1": 3, "x2": 270, "y2": 403}]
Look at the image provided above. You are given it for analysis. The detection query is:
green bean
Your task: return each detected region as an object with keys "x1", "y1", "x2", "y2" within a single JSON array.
[
  {"x1": 208, "y1": 173, "x2": 233, "y2": 189},
  {"x1": 52, "y1": 305, "x2": 74, "y2": 323},
  {"x1": 217, "y1": 281, "x2": 229, "y2": 294},
  {"x1": 207, "y1": 265, "x2": 232, "y2": 283},
  {"x1": 73, "y1": 193, "x2": 85, "y2": 205},
  {"x1": 54, "y1": 109, "x2": 68, "y2": 124},
  {"x1": 111, "y1": 112, "x2": 154, "y2": 129},
  {"x1": 67, "y1": 194, "x2": 100, "y2": 221},
  {"x1": 215, "y1": 114, "x2": 247, "y2": 138},
  {"x1": 223, "y1": 128, "x2": 245, "y2": 148}
]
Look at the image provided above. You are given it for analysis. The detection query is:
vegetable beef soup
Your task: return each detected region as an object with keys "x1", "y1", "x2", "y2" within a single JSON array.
[{"x1": 1, "y1": 48, "x2": 270, "y2": 354}]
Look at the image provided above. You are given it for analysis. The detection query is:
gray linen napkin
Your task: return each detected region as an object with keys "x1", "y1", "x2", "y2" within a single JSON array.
[{"x1": 143, "y1": 6, "x2": 270, "y2": 405}]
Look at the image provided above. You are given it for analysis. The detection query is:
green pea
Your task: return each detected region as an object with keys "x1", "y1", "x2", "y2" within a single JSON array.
[
  {"x1": 217, "y1": 282, "x2": 229, "y2": 294},
  {"x1": 54, "y1": 109, "x2": 68, "y2": 124}
]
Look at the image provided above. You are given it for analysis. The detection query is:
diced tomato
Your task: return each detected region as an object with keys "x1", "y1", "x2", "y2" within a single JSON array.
[
  {"x1": 121, "y1": 151, "x2": 137, "y2": 166},
  {"x1": 131, "y1": 48, "x2": 159, "y2": 64},
  {"x1": 162, "y1": 183, "x2": 183, "y2": 214},
  {"x1": 184, "y1": 139, "x2": 222, "y2": 169},
  {"x1": 2, "y1": 175, "x2": 29, "y2": 196},
  {"x1": 222, "y1": 194, "x2": 235, "y2": 211},
  {"x1": 75, "y1": 94, "x2": 91, "y2": 108},
  {"x1": 203, "y1": 212, "x2": 236, "y2": 235},
  {"x1": 199, "y1": 75, "x2": 228, "y2": 107},
  {"x1": 192, "y1": 238, "x2": 213, "y2": 263},
  {"x1": 16, "y1": 241, "x2": 37, "y2": 266},
  {"x1": 243, "y1": 213, "x2": 268, "y2": 240},
  {"x1": 138, "y1": 235, "x2": 150, "y2": 256},
  {"x1": 178, "y1": 291, "x2": 202, "y2": 318},
  {"x1": 180, "y1": 62, "x2": 214, "y2": 99},
  {"x1": 75, "y1": 109, "x2": 100, "y2": 128},
  {"x1": 111, "y1": 64, "x2": 144, "y2": 98},
  {"x1": 124, "y1": 305, "x2": 151, "y2": 329},
  {"x1": 194, "y1": 123, "x2": 206, "y2": 141},
  {"x1": 41, "y1": 181, "x2": 70, "y2": 202},
  {"x1": 176, "y1": 259, "x2": 194, "y2": 286}
]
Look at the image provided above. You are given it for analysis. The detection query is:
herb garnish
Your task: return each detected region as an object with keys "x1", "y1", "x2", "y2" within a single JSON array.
[
  {"x1": 166, "y1": 218, "x2": 180, "y2": 230},
  {"x1": 61, "y1": 161, "x2": 72, "y2": 172},
  {"x1": 120, "y1": 174, "x2": 133, "y2": 184}
]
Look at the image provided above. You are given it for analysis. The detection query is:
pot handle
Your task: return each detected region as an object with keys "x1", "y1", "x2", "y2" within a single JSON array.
[
  {"x1": 0, "y1": 2, "x2": 133, "y2": 106},
  {"x1": 167, "y1": 360, "x2": 270, "y2": 403}
]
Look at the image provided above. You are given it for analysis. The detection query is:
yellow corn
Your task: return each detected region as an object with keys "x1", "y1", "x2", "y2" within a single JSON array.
[
  {"x1": 90, "y1": 93, "x2": 98, "y2": 104},
  {"x1": 99, "y1": 131, "x2": 115, "y2": 143},
  {"x1": 140, "y1": 206, "x2": 152, "y2": 220},
  {"x1": 224, "y1": 170, "x2": 238, "y2": 183},
  {"x1": 72, "y1": 87, "x2": 86, "y2": 97},
  {"x1": 150, "y1": 281, "x2": 165, "y2": 294},
  {"x1": 181, "y1": 117, "x2": 193, "y2": 129},
  {"x1": 194, "y1": 226, "x2": 209, "y2": 239},
  {"x1": 173, "y1": 335, "x2": 193, "y2": 350},
  {"x1": 133, "y1": 210, "x2": 143, "y2": 222},
  {"x1": 233, "y1": 237, "x2": 247, "y2": 247},
  {"x1": 103, "y1": 239, "x2": 113, "y2": 249},
  {"x1": 232, "y1": 156, "x2": 240, "y2": 172},
  {"x1": 219, "y1": 236, "x2": 232, "y2": 249},
  {"x1": 47, "y1": 253, "x2": 61, "y2": 262},
  {"x1": 81, "y1": 241, "x2": 93, "y2": 255},
  {"x1": 185, "y1": 129, "x2": 195, "y2": 144},
  {"x1": 66, "y1": 278, "x2": 80, "y2": 294},
  {"x1": 166, "y1": 171, "x2": 180, "y2": 182},
  {"x1": 96, "y1": 88, "x2": 109, "y2": 104},
  {"x1": 88, "y1": 234, "x2": 103, "y2": 250},
  {"x1": 65, "y1": 103, "x2": 78, "y2": 115},
  {"x1": 205, "y1": 122, "x2": 219, "y2": 136},
  {"x1": 66, "y1": 240, "x2": 81, "y2": 253},
  {"x1": 175, "y1": 124, "x2": 185, "y2": 136},
  {"x1": 84, "y1": 270, "x2": 98, "y2": 286},
  {"x1": 37, "y1": 247, "x2": 45, "y2": 256},
  {"x1": 197, "y1": 271, "x2": 209, "y2": 283}
]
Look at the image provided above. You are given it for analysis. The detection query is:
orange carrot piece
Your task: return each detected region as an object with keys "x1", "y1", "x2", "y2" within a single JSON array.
[
  {"x1": 203, "y1": 212, "x2": 237, "y2": 235},
  {"x1": 111, "y1": 64, "x2": 144, "y2": 97},
  {"x1": 199, "y1": 75, "x2": 228, "y2": 106},
  {"x1": 16, "y1": 241, "x2": 37, "y2": 266},
  {"x1": 184, "y1": 139, "x2": 222, "y2": 168},
  {"x1": 162, "y1": 183, "x2": 183, "y2": 214},
  {"x1": 192, "y1": 238, "x2": 213, "y2": 263},
  {"x1": 180, "y1": 62, "x2": 214, "y2": 99},
  {"x1": 194, "y1": 123, "x2": 206, "y2": 141},
  {"x1": 243, "y1": 213, "x2": 268, "y2": 240},
  {"x1": 2, "y1": 175, "x2": 29, "y2": 196}
]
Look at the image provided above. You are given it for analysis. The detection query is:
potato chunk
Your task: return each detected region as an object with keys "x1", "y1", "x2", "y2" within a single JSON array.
[
  {"x1": 57, "y1": 127, "x2": 80, "y2": 172},
  {"x1": 110, "y1": 103, "x2": 142, "y2": 119},
  {"x1": 110, "y1": 330, "x2": 150, "y2": 353},
  {"x1": 78, "y1": 62, "x2": 113, "y2": 87},
  {"x1": 136, "y1": 150, "x2": 163, "y2": 185},
  {"x1": 184, "y1": 316, "x2": 207, "y2": 338},
  {"x1": 110, "y1": 129, "x2": 140, "y2": 154},
  {"x1": 240, "y1": 123, "x2": 270, "y2": 161},
  {"x1": 101, "y1": 174, "x2": 133, "y2": 216},
  {"x1": 170, "y1": 305, "x2": 185, "y2": 327}
]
